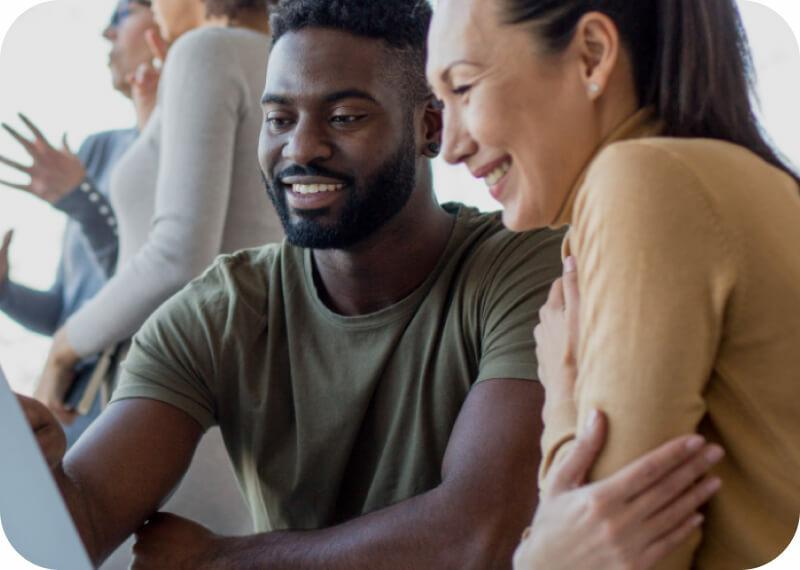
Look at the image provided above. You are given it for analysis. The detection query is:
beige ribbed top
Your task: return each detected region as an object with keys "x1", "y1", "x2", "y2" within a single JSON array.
[{"x1": 540, "y1": 109, "x2": 800, "y2": 569}]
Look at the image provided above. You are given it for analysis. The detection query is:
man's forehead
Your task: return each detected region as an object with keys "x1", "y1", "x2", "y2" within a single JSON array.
[{"x1": 265, "y1": 28, "x2": 390, "y2": 98}]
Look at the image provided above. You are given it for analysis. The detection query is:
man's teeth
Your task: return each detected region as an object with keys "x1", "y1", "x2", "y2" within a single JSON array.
[
  {"x1": 291, "y1": 184, "x2": 345, "y2": 195},
  {"x1": 484, "y1": 161, "x2": 511, "y2": 187}
]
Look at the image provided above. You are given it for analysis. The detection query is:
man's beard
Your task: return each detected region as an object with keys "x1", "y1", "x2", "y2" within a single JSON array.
[{"x1": 263, "y1": 135, "x2": 417, "y2": 250}]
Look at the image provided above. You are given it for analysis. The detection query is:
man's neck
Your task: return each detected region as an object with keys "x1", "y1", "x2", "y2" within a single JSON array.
[{"x1": 311, "y1": 190, "x2": 455, "y2": 316}]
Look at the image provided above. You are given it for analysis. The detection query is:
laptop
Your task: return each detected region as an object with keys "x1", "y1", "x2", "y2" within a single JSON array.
[{"x1": 0, "y1": 365, "x2": 93, "y2": 570}]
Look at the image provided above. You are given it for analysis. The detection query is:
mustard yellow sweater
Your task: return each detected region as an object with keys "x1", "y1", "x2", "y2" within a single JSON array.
[{"x1": 540, "y1": 109, "x2": 800, "y2": 569}]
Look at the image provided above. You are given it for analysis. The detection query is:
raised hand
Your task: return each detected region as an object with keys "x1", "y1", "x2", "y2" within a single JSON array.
[
  {"x1": 0, "y1": 113, "x2": 86, "y2": 204},
  {"x1": 0, "y1": 229, "x2": 12, "y2": 284}
]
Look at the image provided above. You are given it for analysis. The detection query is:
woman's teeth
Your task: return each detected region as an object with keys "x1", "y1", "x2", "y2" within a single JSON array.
[
  {"x1": 484, "y1": 161, "x2": 511, "y2": 187},
  {"x1": 292, "y1": 184, "x2": 345, "y2": 195}
]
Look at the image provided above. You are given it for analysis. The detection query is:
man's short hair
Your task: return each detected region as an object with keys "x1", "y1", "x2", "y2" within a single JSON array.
[{"x1": 269, "y1": 0, "x2": 433, "y2": 106}]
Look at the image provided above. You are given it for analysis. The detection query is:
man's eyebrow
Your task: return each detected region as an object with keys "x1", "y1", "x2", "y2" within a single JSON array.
[
  {"x1": 323, "y1": 89, "x2": 379, "y2": 104},
  {"x1": 261, "y1": 93, "x2": 291, "y2": 106}
]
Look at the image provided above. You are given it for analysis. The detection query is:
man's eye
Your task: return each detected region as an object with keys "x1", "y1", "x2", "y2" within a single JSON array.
[
  {"x1": 331, "y1": 115, "x2": 365, "y2": 125},
  {"x1": 266, "y1": 117, "x2": 293, "y2": 129}
]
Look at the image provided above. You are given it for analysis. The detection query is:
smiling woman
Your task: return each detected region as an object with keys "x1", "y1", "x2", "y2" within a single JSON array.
[{"x1": 427, "y1": 0, "x2": 800, "y2": 568}]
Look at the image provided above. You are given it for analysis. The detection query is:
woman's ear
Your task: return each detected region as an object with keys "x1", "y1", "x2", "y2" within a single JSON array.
[
  {"x1": 573, "y1": 12, "x2": 620, "y2": 101},
  {"x1": 420, "y1": 97, "x2": 444, "y2": 158}
]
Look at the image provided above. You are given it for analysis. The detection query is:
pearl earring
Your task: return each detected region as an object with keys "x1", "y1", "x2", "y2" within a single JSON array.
[{"x1": 588, "y1": 82, "x2": 601, "y2": 96}]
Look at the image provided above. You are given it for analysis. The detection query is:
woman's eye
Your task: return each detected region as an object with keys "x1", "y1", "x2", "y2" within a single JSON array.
[{"x1": 451, "y1": 84, "x2": 472, "y2": 96}]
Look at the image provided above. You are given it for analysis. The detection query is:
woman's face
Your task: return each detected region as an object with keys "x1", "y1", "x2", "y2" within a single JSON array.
[
  {"x1": 427, "y1": 0, "x2": 603, "y2": 231},
  {"x1": 151, "y1": 0, "x2": 204, "y2": 43}
]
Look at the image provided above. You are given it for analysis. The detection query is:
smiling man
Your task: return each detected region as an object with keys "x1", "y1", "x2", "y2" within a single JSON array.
[{"x1": 10, "y1": 1, "x2": 719, "y2": 568}]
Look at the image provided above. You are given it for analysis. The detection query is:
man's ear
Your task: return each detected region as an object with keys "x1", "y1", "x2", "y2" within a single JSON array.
[{"x1": 420, "y1": 97, "x2": 443, "y2": 158}]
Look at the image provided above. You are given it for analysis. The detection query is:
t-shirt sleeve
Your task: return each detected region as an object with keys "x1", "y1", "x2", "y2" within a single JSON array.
[
  {"x1": 110, "y1": 260, "x2": 235, "y2": 431},
  {"x1": 475, "y1": 228, "x2": 565, "y2": 384}
]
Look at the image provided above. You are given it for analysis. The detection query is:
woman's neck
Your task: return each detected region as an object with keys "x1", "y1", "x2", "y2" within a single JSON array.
[{"x1": 204, "y1": 8, "x2": 271, "y2": 35}]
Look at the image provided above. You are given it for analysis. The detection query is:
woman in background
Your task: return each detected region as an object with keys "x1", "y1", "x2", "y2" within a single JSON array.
[
  {"x1": 36, "y1": 0, "x2": 282, "y2": 415},
  {"x1": 427, "y1": 0, "x2": 800, "y2": 568}
]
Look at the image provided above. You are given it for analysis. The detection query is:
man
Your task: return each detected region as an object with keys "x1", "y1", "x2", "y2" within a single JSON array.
[
  {"x1": 16, "y1": 2, "x2": 721, "y2": 568},
  {"x1": 0, "y1": 0, "x2": 158, "y2": 443}
]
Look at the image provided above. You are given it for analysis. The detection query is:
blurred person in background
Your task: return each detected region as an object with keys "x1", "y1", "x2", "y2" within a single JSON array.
[
  {"x1": 35, "y1": 0, "x2": 283, "y2": 423},
  {"x1": 29, "y1": 0, "x2": 283, "y2": 560},
  {"x1": 0, "y1": 0, "x2": 159, "y2": 446}
]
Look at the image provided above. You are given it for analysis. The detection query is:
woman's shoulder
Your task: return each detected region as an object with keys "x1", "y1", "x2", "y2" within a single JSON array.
[
  {"x1": 583, "y1": 136, "x2": 789, "y2": 215},
  {"x1": 166, "y1": 27, "x2": 268, "y2": 72}
]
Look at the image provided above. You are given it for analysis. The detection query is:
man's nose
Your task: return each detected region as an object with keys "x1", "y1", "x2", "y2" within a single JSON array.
[{"x1": 282, "y1": 118, "x2": 333, "y2": 165}]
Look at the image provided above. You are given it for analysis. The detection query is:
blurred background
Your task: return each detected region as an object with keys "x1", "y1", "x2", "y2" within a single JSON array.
[{"x1": 0, "y1": 0, "x2": 798, "y2": 393}]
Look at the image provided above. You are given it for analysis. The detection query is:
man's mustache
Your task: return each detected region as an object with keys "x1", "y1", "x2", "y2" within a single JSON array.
[{"x1": 274, "y1": 164, "x2": 355, "y2": 186}]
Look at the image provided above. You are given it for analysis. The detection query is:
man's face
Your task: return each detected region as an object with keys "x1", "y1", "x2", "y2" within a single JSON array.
[
  {"x1": 103, "y1": 0, "x2": 156, "y2": 97},
  {"x1": 259, "y1": 28, "x2": 420, "y2": 249}
]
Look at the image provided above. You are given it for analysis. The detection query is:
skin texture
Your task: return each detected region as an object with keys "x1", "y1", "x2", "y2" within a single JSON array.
[{"x1": 427, "y1": 0, "x2": 639, "y2": 231}]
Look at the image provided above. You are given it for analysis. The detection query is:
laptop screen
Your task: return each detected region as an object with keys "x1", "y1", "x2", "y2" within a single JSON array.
[{"x1": 0, "y1": 366, "x2": 93, "y2": 570}]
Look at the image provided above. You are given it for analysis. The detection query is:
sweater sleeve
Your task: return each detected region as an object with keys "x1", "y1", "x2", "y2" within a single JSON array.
[
  {"x1": 64, "y1": 30, "x2": 245, "y2": 357},
  {"x1": 54, "y1": 184, "x2": 118, "y2": 277},
  {"x1": 539, "y1": 142, "x2": 737, "y2": 569},
  {"x1": 0, "y1": 260, "x2": 65, "y2": 336}
]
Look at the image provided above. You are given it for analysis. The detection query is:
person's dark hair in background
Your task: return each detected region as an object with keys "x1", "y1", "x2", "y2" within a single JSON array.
[
  {"x1": 501, "y1": 0, "x2": 800, "y2": 186},
  {"x1": 270, "y1": 0, "x2": 432, "y2": 107}
]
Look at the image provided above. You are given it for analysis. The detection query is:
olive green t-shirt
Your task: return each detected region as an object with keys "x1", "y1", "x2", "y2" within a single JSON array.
[{"x1": 112, "y1": 205, "x2": 565, "y2": 531}]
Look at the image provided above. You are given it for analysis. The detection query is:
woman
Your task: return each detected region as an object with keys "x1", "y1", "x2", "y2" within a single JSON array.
[
  {"x1": 36, "y1": 0, "x2": 282, "y2": 418},
  {"x1": 427, "y1": 0, "x2": 800, "y2": 568}
]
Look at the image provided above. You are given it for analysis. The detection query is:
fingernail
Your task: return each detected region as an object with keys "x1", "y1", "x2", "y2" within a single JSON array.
[
  {"x1": 705, "y1": 477, "x2": 722, "y2": 492},
  {"x1": 564, "y1": 256, "x2": 577, "y2": 273},
  {"x1": 586, "y1": 409, "x2": 600, "y2": 430},
  {"x1": 685, "y1": 435, "x2": 705, "y2": 451},
  {"x1": 692, "y1": 514, "x2": 704, "y2": 526},
  {"x1": 705, "y1": 446, "x2": 724, "y2": 463}
]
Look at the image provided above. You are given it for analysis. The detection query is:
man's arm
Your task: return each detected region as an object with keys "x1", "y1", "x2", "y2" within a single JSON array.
[
  {"x1": 19, "y1": 395, "x2": 203, "y2": 566},
  {"x1": 136, "y1": 379, "x2": 544, "y2": 570}
]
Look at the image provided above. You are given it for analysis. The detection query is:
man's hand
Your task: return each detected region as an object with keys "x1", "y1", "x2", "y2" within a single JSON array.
[
  {"x1": 16, "y1": 394, "x2": 67, "y2": 469},
  {"x1": 132, "y1": 513, "x2": 226, "y2": 570},
  {"x1": 0, "y1": 114, "x2": 86, "y2": 203},
  {"x1": 35, "y1": 328, "x2": 81, "y2": 425},
  {"x1": 0, "y1": 229, "x2": 12, "y2": 285},
  {"x1": 533, "y1": 256, "x2": 580, "y2": 409},
  {"x1": 514, "y1": 412, "x2": 723, "y2": 570}
]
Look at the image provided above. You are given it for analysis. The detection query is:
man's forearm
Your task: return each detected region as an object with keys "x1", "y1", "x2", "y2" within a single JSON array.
[
  {"x1": 53, "y1": 465, "x2": 109, "y2": 565},
  {"x1": 213, "y1": 484, "x2": 530, "y2": 570}
]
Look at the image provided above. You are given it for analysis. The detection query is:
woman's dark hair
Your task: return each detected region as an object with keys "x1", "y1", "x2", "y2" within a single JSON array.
[
  {"x1": 501, "y1": 0, "x2": 799, "y2": 184},
  {"x1": 204, "y1": 0, "x2": 271, "y2": 19}
]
